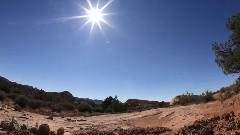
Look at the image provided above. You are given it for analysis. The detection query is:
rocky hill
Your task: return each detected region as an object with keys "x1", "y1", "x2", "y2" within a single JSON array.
[{"x1": 125, "y1": 99, "x2": 169, "y2": 108}]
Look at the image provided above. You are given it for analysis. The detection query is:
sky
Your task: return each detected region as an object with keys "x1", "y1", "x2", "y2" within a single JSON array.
[{"x1": 0, "y1": 0, "x2": 240, "y2": 102}]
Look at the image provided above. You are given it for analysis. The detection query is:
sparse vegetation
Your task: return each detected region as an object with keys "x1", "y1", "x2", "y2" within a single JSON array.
[
  {"x1": 38, "y1": 124, "x2": 50, "y2": 135},
  {"x1": 50, "y1": 104, "x2": 62, "y2": 113},
  {"x1": 14, "y1": 104, "x2": 22, "y2": 112},
  {"x1": 21, "y1": 124, "x2": 28, "y2": 130},
  {"x1": 7, "y1": 93, "x2": 17, "y2": 99},
  {"x1": 78, "y1": 102, "x2": 93, "y2": 112},
  {"x1": 102, "y1": 96, "x2": 126, "y2": 113},
  {"x1": 0, "y1": 91, "x2": 7, "y2": 101},
  {"x1": 217, "y1": 78, "x2": 240, "y2": 101},
  {"x1": 173, "y1": 91, "x2": 215, "y2": 106},
  {"x1": 15, "y1": 95, "x2": 29, "y2": 107},
  {"x1": 60, "y1": 103, "x2": 75, "y2": 110},
  {"x1": 29, "y1": 99, "x2": 44, "y2": 109},
  {"x1": 0, "y1": 118, "x2": 21, "y2": 132},
  {"x1": 57, "y1": 127, "x2": 64, "y2": 135}
]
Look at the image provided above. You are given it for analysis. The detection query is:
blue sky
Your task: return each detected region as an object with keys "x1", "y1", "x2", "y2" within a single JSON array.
[{"x1": 0, "y1": 0, "x2": 239, "y2": 102}]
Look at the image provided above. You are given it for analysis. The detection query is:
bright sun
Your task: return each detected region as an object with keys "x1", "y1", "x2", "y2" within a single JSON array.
[
  {"x1": 45, "y1": 0, "x2": 113, "y2": 35},
  {"x1": 88, "y1": 9, "x2": 103, "y2": 23},
  {"x1": 79, "y1": 0, "x2": 113, "y2": 34}
]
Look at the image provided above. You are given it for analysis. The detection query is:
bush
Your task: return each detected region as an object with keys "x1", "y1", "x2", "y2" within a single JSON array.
[
  {"x1": 44, "y1": 102, "x2": 54, "y2": 108},
  {"x1": 102, "y1": 96, "x2": 125, "y2": 113},
  {"x1": 217, "y1": 78, "x2": 240, "y2": 101},
  {"x1": 50, "y1": 131, "x2": 56, "y2": 135},
  {"x1": 106, "y1": 104, "x2": 114, "y2": 113},
  {"x1": 21, "y1": 124, "x2": 27, "y2": 130},
  {"x1": 51, "y1": 104, "x2": 62, "y2": 113},
  {"x1": 202, "y1": 90, "x2": 214, "y2": 102},
  {"x1": 14, "y1": 104, "x2": 22, "y2": 112},
  {"x1": 15, "y1": 95, "x2": 29, "y2": 107},
  {"x1": 30, "y1": 127, "x2": 38, "y2": 134},
  {"x1": 78, "y1": 102, "x2": 92, "y2": 112},
  {"x1": 0, "y1": 82, "x2": 12, "y2": 93},
  {"x1": 38, "y1": 124, "x2": 50, "y2": 135},
  {"x1": 0, "y1": 118, "x2": 21, "y2": 131},
  {"x1": 60, "y1": 103, "x2": 75, "y2": 110},
  {"x1": 92, "y1": 106, "x2": 103, "y2": 112},
  {"x1": 29, "y1": 99, "x2": 43, "y2": 109},
  {"x1": 7, "y1": 93, "x2": 17, "y2": 99},
  {"x1": 0, "y1": 120, "x2": 10, "y2": 130},
  {"x1": 57, "y1": 127, "x2": 64, "y2": 135},
  {"x1": 0, "y1": 91, "x2": 6, "y2": 101}
]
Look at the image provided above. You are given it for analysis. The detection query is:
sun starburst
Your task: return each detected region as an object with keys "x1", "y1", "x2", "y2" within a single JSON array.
[
  {"x1": 79, "y1": 0, "x2": 114, "y2": 34},
  {"x1": 43, "y1": 0, "x2": 114, "y2": 35}
]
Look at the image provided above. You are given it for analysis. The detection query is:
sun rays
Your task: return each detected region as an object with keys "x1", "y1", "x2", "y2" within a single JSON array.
[
  {"x1": 80, "y1": 0, "x2": 114, "y2": 35},
  {"x1": 43, "y1": 0, "x2": 114, "y2": 36}
]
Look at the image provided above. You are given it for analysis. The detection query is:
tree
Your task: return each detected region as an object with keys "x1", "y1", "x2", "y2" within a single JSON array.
[
  {"x1": 212, "y1": 12, "x2": 240, "y2": 75},
  {"x1": 102, "y1": 96, "x2": 125, "y2": 113},
  {"x1": 102, "y1": 96, "x2": 114, "y2": 110}
]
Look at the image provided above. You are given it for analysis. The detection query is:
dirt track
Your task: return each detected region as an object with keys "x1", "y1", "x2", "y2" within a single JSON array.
[{"x1": 0, "y1": 94, "x2": 239, "y2": 134}]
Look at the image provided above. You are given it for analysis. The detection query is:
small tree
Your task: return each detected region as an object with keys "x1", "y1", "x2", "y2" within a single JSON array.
[
  {"x1": 212, "y1": 12, "x2": 240, "y2": 75},
  {"x1": 102, "y1": 96, "x2": 125, "y2": 113}
]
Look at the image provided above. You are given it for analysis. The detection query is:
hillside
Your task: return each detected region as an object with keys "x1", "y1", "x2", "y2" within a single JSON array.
[
  {"x1": 0, "y1": 92, "x2": 240, "y2": 134},
  {"x1": 1, "y1": 76, "x2": 240, "y2": 135},
  {"x1": 0, "y1": 76, "x2": 169, "y2": 116},
  {"x1": 0, "y1": 76, "x2": 102, "y2": 116}
]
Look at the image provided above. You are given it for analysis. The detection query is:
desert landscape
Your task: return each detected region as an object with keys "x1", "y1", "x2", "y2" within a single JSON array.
[
  {"x1": 1, "y1": 86, "x2": 240, "y2": 134},
  {"x1": 1, "y1": 0, "x2": 240, "y2": 135}
]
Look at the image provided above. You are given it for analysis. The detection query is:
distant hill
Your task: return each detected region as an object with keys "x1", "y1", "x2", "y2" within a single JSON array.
[
  {"x1": 0, "y1": 76, "x2": 169, "y2": 115},
  {"x1": 0, "y1": 76, "x2": 102, "y2": 105},
  {"x1": 125, "y1": 99, "x2": 169, "y2": 111},
  {"x1": 0, "y1": 76, "x2": 103, "y2": 115}
]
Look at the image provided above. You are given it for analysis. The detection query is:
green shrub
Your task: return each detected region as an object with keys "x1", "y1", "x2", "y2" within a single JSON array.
[
  {"x1": 7, "y1": 93, "x2": 17, "y2": 99},
  {"x1": 78, "y1": 102, "x2": 92, "y2": 112},
  {"x1": 202, "y1": 90, "x2": 214, "y2": 102},
  {"x1": 15, "y1": 95, "x2": 29, "y2": 107},
  {"x1": 0, "y1": 82, "x2": 12, "y2": 93},
  {"x1": 30, "y1": 127, "x2": 38, "y2": 134},
  {"x1": 50, "y1": 131, "x2": 56, "y2": 135},
  {"x1": 217, "y1": 79, "x2": 240, "y2": 101},
  {"x1": 44, "y1": 102, "x2": 54, "y2": 108},
  {"x1": 106, "y1": 104, "x2": 114, "y2": 113},
  {"x1": 29, "y1": 99, "x2": 43, "y2": 109},
  {"x1": 102, "y1": 96, "x2": 126, "y2": 113},
  {"x1": 0, "y1": 118, "x2": 21, "y2": 131},
  {"x1": 38, "y1": 124, "x2": 50, "y2": 135},
  {"x1": 14, "y1": 104, "x2": 22, "y2": 112},
  {"x1": 0, "y1": 91, "x2": 6, "y2": 101},
  {"x1": 51, "y1": 104, "x2": 62, "y2": 112},
  {"x1": 92, "y1": 106, "x2": 103, "y2": 112},
  {"x1": 57, "y1": 127, "x2": 64, "y2": 135},
  {"x1": 21, "y1": 124, "x2": 27, "y2": 130},
  {"x1": 60, "y1": 103, "x2": 74, "y2": 110}
]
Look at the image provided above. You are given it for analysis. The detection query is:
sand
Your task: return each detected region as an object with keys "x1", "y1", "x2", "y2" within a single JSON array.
[{"x1": 0, "y1": 94, "x2": 239, "y2": 134}]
